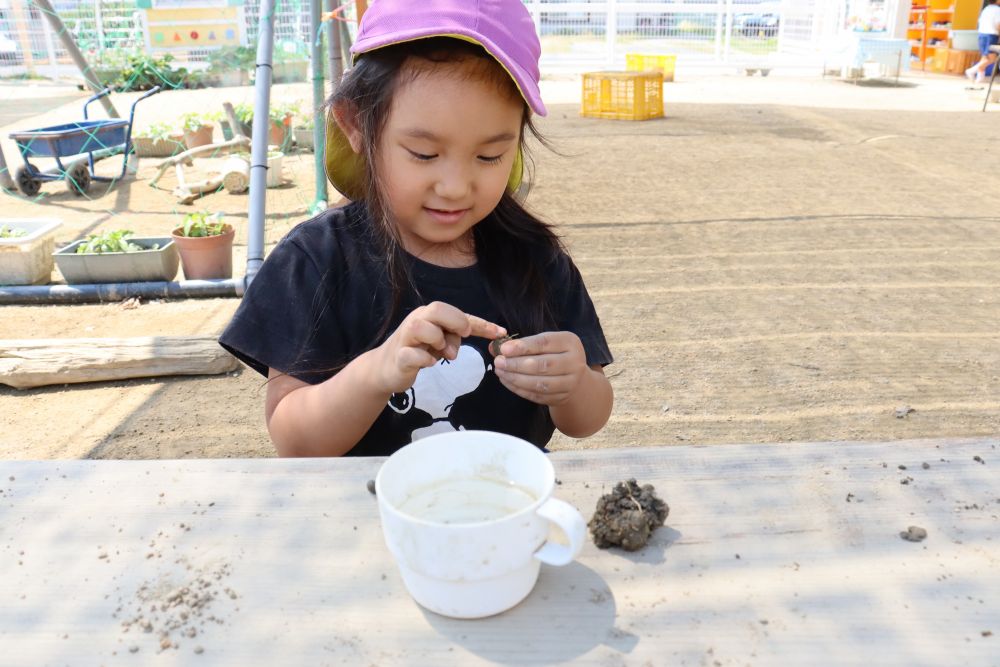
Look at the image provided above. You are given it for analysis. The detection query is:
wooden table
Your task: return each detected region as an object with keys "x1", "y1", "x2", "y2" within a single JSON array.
[{"x1": 2, "y1": 438, "x2": 997, "y2": 665}]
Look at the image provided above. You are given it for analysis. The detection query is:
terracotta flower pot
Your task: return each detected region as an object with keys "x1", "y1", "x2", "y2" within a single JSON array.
[
  {"x1": 182, "y1": 124, "x2": 215, "y2": 150},
  {"x1": 171, "y1": 224, "x2": 234, "y2": 280},
  {"x1": 269, "y1": 116, "x2": 293, "y2": 151}
]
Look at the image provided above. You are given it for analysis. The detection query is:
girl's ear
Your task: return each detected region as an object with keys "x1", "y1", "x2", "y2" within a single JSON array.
[{"x1": 332, "y1": 101, "x2": 364, "y2": 154}]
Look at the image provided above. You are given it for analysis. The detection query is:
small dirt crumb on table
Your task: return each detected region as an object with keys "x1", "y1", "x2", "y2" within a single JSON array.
[{"x1": 900, "y1": 525, "x2": 927, "y2": 542}]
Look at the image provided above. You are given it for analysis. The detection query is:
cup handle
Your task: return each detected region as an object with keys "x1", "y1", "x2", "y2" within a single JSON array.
[{"x1": 533, "y1": 497, "x2": 586, "y2": 566}]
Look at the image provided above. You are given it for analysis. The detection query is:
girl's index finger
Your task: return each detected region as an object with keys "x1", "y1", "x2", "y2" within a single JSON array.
[{"x1": 465, "y1": 314, "x2": 506, "y2": 340}]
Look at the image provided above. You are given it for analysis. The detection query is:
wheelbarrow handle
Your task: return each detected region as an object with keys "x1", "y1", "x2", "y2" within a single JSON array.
[
  {"x1": 128, "y1": 86, "x2": 163, "y2": 126},
  {"x1": 137, "y1": 85, "x2": 163, "y2": 101},
  {"x1": 87, "y1": 87, "x2": 113, "y2": 102},
  {"x1": 83, "y1": 87, "x2": 113, "y2": 120}
]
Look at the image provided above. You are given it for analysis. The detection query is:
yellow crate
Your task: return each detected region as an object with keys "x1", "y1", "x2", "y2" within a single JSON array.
[
  {"x1": 581, "y1": 71, "x2": 664, "y2": 121},
  {"x1": 626, "y1": 53, "x2": 677, "y2": 82}
]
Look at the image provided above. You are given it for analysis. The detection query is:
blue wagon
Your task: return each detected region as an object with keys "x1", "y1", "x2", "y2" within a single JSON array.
[{"x1": 9, "y1": 86, "x2": 161, "y2": 196}]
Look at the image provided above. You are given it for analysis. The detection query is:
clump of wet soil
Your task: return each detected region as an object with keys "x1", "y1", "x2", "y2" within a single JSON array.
[
  {"x1": 489, "y1": 334, "x2": 518, "y2": 357},
  {"x1": 588, "y1": 479, "x2": 669, "y2": 551}
]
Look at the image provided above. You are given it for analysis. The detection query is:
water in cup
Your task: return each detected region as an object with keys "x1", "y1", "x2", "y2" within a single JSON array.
[{"x1": 398, "y1": 476, "x2": 537, "y2": 524}]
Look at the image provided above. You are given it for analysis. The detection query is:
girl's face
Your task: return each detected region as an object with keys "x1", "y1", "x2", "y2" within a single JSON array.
[{"x1": 376, "y1": 59, "x2": 524, "y2": 266}]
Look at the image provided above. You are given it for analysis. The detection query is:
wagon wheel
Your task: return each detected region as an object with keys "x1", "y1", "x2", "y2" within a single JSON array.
[
  {"x1": 14, "y1": 166, "x2": 41, "y2": 197},
  {"x1": 65, "y1": 161, "x2": 91, "y2": 196}
]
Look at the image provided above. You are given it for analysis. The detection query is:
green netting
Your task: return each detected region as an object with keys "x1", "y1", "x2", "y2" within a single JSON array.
[{"x1": 1, "y1": 0, "x2": 353, "y2": 226}]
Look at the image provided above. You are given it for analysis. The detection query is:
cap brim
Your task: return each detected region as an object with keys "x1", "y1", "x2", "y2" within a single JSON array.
[{"x1": 325, "y1": 112, "x2": 367, "y2": 201}]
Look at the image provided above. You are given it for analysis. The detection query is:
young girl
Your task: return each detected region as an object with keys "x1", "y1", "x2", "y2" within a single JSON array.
[{"x1": 219, "y1": 0, "x2": 614, "y2": 457}]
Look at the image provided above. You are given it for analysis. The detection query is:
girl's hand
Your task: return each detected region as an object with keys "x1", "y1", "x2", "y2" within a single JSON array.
[
  {"x1": 493, "y1": 331, "x2": 589, "y2": 406},
  {"x1": 373, "y1": 301, "x2": 506, "y2": 395}
]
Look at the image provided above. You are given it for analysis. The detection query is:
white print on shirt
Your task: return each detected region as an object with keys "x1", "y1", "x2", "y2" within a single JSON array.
[{"x1": 387, "y1": 344, "x2": 487, "y2": 440}]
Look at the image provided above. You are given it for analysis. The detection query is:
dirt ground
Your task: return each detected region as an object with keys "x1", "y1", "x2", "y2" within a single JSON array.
[{"x1": 1, "y1": 75, "x2": 999, "y2": 459}]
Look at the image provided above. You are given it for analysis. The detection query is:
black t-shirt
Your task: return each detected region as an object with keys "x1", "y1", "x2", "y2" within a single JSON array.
[{"x1": 219, "y1": 202, "x2": 613, "y2": 456}]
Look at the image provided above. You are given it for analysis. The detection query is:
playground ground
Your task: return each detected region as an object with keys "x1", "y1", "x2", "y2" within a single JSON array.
[{"x1": 1, "y1": 70, "x2": 998, "y2": 459}]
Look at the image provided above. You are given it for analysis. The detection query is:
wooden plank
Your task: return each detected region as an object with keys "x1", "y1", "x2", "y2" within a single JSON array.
[
  {"x1": 0, "y1": 336, "x2": 238, "y2": 388},
  {"x1": 0, "y1": 438, "x2": 996, "y2": 665}
]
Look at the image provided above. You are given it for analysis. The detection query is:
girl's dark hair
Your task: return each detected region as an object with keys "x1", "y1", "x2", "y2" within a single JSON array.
[{"x1": 328, "y1": 37, "x2": 565, "y2": 343}]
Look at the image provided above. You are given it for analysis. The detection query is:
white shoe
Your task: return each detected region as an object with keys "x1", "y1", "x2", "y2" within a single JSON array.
[
  {"x1": 966, "y1": 66, "x2": 978, "y2": 80},
  {"x1": 976, "y1": 73, "x2": 987, "y2": 83}
]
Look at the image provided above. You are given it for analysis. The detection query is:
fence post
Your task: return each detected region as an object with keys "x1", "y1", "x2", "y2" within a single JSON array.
[
  {"x1": 723, "y1": 0, "x2": 733, "y2": 63},
  {"x1": 94, "y1": 0, "x2": 105, "y2": 51},
  {"x1": 10, "y1": 0, "x2": 37, "y2": 71},
  {"x1": 325, "y1": 0, "x2": 343, "y2": 87},
  {"x1": 41, "y1": 8, "x2": 58, "y2": 71},
  {"x1": 605, "y1": 0, "x2": 617, "y2": 68},
  {"x1": 714, "y1": 0, "x2": 724, "y2": 61}
]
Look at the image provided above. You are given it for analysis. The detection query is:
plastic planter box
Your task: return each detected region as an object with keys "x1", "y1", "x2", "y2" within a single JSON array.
[
  {"x1": 0, "y1": 218, "x2": 62, "y2": 285},
  {"x1": 53, "y1": 236, "x2": 179, "y2": 284}
]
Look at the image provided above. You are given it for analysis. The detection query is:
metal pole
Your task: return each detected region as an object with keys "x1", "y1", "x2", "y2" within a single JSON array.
[
  {"x1": 42, "y1": 11, "x2": 58, "y2": 74},
  {"x1": 310, "y1": 0, "x2": 328, "y2": 211},
  {"x1": 32, "y1": 0, "x2": 119, "y2": 118},
  {"x1": 714, "y1": 0, "x2": 724, "y2": 61},
  {"x1": 0, "y1": 279, "x2": 242, "y2": 305},
  {"x1": 339, "y1": 14, "x2": 352, "y2": 63},
  {"x1": 605, "y1": 0, "x2": 617, "y2": 69},
  {"x1": 246, "y1": 0, "x2": 277, "y2": 285},
  {"x1": 325, "y1": 0, "x2": 343, "y2": 87},
  {"x1": 94, "y1": 0, "x2": 105, "y2": 51},
  {"x1": 0, "y1": 143, "x2": 15, "y2": 191},
  {"x1": 723, "y1": 0, "x2": 733, "y2": 64}
]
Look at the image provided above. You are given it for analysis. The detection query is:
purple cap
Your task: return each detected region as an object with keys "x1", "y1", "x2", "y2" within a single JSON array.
[{"x1": 351, "y1": 0, "x2": 546, "y2": 116}]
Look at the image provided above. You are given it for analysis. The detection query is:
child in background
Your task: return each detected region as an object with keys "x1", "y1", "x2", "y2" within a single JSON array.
[
  {"x1": 966, "y1": 0, "x2": 1000, "y2": 83},
  {"x1": 219, "y1": 0, "x2": 614, "y2": 457}
]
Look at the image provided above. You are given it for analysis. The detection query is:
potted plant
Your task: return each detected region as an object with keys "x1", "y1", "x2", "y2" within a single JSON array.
[
  {"x1": 132, "y1": 122, "x2": 185, "y2": 158},
  {"x1": 293, "y1": 114, "x2": 315, "y2": 152},
  {"x1": 52, "y1": 229, "x2": 178, "y2": 284},
  {"x1": 220, "y1": 102, "x2": 297, "y2": 151},
  {"x1": 205, "y1": 46, "x2": 254, "y2": 87},
  {"x1": 0, "y1": 218, "x2": 62, "y2": 286},
  {"x1": 220, "y1": 102, "x2": 253, "y2": 140},
  {"x1": 181, "y1": 112, "x2": 218, "y2": 149},
  {"x1": 268, "y1": 101, "x2": 298, "y2": 151},
  {"x1": 171, "y1": 212, "x2": 235, "y2": 280}
]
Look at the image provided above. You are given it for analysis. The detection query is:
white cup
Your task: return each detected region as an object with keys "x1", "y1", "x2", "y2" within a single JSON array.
[{"x1": 375, "y1": 430, "x2": 586, "y2": 619}]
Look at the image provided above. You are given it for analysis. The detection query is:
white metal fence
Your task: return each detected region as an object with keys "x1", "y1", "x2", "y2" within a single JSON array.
[
  {"x1": 0, "y1": 0, "x2": 321, "y2": 76},
  {"x1": 0, "y1": 0, "x2": 842, "y2": 77}
]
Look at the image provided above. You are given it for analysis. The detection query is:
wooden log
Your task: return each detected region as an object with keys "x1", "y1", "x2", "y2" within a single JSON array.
[
  {"x1": 0, "y1": 336, "x2": 239, "y2": 389},
  {"x1": 149, "y1": 135, "x2": 251, "y2": 188},
  {"x1": 222, "y1": 102, "x2": 246, "y2": 139},
  {"x1": 174, "y1": 176, "x2": 225, "y2": 205},
  {"x1": 221, "y1": 156, "x2": 250, "y2": 193}
]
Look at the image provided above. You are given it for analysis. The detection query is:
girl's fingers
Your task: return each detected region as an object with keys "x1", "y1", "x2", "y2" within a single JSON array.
[
  {"x1": 406, "y1": 317, "x2": 449, "y2": 352},
  {"x1": 464, "y1": 314, "x2": 506, "y2": 340},
  {"x1": 496, "y1": 374, "x2": 570, "y2": 406},
  {"x1": 397, "y1": 346, "x2": 439, "y2": 372},
  {"x1": 500, "y1": 331, "x2": 576, "y2": 357},
  {"x1": 494, "y1": 352, "x2": 564, "y2": 376},
  {"x1": 419, "y1": 302, "x2": 505, "y2": 341},
  {"x1": 442, "y1": 331, "x2": 462, "y2": 359},
  {"x1": 495, "y1": 368, "x2": 575, "y2": 396}
]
